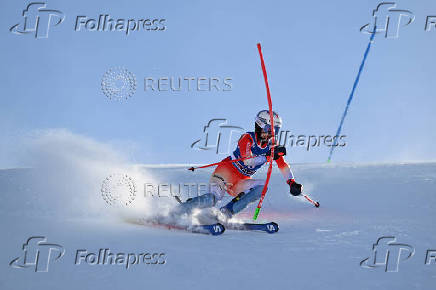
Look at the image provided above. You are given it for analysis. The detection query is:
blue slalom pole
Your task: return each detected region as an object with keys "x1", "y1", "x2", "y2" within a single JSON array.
[{"x1": 328, "y1": 27, "x2": 377, "y2": 162}]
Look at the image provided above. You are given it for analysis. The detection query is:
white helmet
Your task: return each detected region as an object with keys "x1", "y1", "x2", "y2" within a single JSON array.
[{"x1": 255, "y1": 110, "x2": 282, "y2": 134}]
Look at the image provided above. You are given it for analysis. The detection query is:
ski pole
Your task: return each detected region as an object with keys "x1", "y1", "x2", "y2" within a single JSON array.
[
  {"x1": 188, "y1": 156, "x2": 256, "y2": 171},
  {"x1": 188, "y1": 146, "x2": 285, "y2": 171},
  {"x1": 302, "y1": 194, "x2": 320, "y2": 208}
]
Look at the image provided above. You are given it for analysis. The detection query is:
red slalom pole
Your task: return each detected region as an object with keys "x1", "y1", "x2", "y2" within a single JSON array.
[{"x1": 253, "y1": 43, "x2": 275, "y2": 220}]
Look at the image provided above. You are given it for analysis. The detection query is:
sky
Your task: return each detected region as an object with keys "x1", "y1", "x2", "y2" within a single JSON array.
[{"x1": 1, "y1": 0, "x2": 436, "y2": 168}]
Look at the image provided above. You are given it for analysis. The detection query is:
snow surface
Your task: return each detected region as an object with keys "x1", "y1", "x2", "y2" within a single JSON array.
[{"x1": 1, "y1": 160, "x2": 435, "y2": 290}]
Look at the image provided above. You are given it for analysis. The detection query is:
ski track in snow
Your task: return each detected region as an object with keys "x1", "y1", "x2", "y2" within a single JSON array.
[{"x1": 1, "y1": 158, "x2": 435, "y2": 289}]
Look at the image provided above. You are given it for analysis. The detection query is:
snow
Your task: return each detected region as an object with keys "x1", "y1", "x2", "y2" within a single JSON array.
[{"x1": 1, "y1": 161, "x2": 435, "y2": 290}]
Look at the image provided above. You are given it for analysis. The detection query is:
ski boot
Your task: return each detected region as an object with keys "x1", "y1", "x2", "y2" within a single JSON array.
[
  {"x1": 172, "y1": 193, "x2": 216, "y2": 216},
  {"x1": 219, "y1": 185, "x2": 263, "y2": 219}
]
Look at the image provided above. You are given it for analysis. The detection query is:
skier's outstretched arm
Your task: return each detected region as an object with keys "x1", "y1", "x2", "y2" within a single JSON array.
[{"x1": 275, "y1": 156, "x2": 303, "y2": 196}]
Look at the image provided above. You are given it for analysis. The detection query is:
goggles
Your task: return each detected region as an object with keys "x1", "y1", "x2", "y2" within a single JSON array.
[{"x1": 261, "y1": 124, "x2": 281, "y2": 134}]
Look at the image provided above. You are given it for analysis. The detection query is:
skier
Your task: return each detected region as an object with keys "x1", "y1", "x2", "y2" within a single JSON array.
[{"x1": 177, "y1": 110, "x2": 303, "y2": 219}]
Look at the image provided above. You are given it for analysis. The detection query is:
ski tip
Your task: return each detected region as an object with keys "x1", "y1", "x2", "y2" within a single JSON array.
[
  {"x1": 210, "y1": 223, "x2": 225, "y2": 236},
  {"x1": 266, "y1": 222, "x2": 279, "y2": 234},
  {"x1": 314, "y1": 201, "x2": 320, "y2": 208},
  {"x1": 188, "y1": 167, "x2": 195, "y2": 171}
]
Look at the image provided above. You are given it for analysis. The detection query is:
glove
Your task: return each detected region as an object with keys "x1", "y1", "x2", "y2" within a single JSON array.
[
  {"x1": 287, "y1": 179, "x2": 302, "y2": 196},
  {"x1": 266, "y1": 145, "x2": 287, "y2": 160}
]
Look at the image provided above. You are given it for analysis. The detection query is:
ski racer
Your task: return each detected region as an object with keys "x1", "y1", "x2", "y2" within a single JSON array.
[{"x1": 177, "y1": 110, "x2": 303, "y2": 219}]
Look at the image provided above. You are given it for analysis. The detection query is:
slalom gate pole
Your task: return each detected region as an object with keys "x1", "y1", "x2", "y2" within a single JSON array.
[
  {"x1": 253, "y1": 43, "x2": 275, "y2": 221},
  {"x1": 327, "y1": 27, "x2": 376, "y2": 162}
]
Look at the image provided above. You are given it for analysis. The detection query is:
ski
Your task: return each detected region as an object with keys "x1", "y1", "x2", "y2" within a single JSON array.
[
  {"x1": 147, "y1": 220, "x2": 225, "y2": 236},
  {"x1": 188, "y1": 223, "x2": 225, "y2": 235},
  {"x1": 172, "y1": 196, "x2": 278, "y2": 234},
  {"x1": 224, "y1": 222, "x2": 279, "y2": 234}
]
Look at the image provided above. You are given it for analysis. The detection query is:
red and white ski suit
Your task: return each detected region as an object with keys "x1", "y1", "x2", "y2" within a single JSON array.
[{"x1": 209, "y1": 131, "x2": 294, "y2": 200}]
